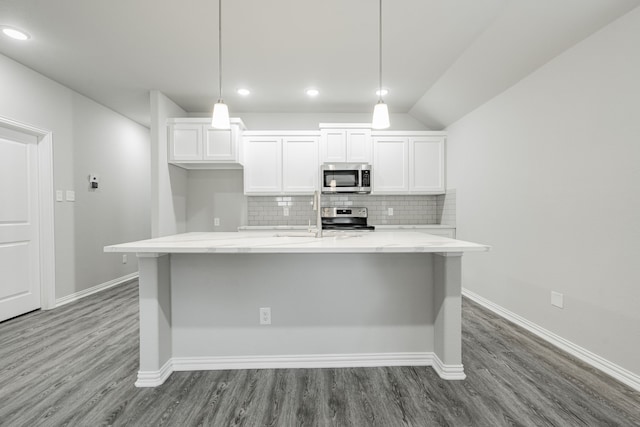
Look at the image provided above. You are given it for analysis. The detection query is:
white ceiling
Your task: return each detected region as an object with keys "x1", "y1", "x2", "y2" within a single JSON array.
[{"x1": 1, "y1": 0, "x2": 638, "y2": 128}]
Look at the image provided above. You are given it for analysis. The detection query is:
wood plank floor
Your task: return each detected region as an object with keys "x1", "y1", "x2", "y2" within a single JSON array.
[{"x1": 0, "y1": 282, "x2": 638, "y2": 426}]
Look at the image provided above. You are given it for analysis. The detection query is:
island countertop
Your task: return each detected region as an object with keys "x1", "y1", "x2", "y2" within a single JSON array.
[{"x1": 104, "y1": 231, "x2": 489, "y2": 254}]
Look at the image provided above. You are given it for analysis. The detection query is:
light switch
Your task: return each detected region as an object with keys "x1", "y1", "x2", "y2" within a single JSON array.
[
  {"x1": 56, "y1": 190, "x2": 63, "y2": 202},
  {"x1": 65, "y1": 190, "x2": 75, "y2": 202}
]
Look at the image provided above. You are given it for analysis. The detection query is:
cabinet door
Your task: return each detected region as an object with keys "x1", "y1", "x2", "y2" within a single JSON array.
[
  {"x1": 346, "y1": 129, "x2": 372, "y2": 163},
  {"x1": 372, "y1": 137, "x2": 409, "y2": 193},
  {"x1": 203, "y1": 126, "x2": 235, "y2": 161},
  {"x1": 169, "y1": 124, "x2": 202, "y2": 161},
  {"x1": 283, "y1": 136, "x2": 319, "y2": 194},
  {"x1": 320, "y1": 129, "x2": 347, "y2": 163},
  {"x1": 243, "y1": 137, "x2": 282, "y2": 194},
  {"x1": 409, "y1": 137, "x2": 445, "y2": 194}
]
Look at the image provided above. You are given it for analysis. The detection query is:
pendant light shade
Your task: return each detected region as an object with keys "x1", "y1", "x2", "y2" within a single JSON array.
[
  {"x1": 372, "y1": 0, "x2": 390, "y2": 129},
  {"x1": 372, "y1": 100, "x2": 390, "y2": 129},
  {"x1": 212, "y1": 100, "x2": 230, "y2": 129},
  {"x1": 212, "y1": 0, "x2": 231, "y2": 129}
]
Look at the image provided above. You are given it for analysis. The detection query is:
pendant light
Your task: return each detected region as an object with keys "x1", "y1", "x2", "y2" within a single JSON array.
[
  {"x1": 372, "y1": 0, "x2": 390, "y2": 129},
  {"x1": 212, "y1": 0, "x2": 230, "y2": 129}
]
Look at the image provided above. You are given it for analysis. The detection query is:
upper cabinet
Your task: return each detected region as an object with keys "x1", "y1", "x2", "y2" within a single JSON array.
[
  {"x1": 320, "y1": 124, "x2": 371, "y2": 164},
  {"x1": 168, "y1": 118, "x2": 246, "y2": 169},
  {"x1": 243, "y1": 131, "x2": 319, "y2": 195},
  {"x1": 372, "y1": 132, "x2": 446, "y2": 195}
]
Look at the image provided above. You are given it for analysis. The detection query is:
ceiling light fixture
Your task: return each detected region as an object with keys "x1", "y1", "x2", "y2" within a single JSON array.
[
  {"x1": 211, "y1": 0, "x2": 230, "y2": 129},
  {"x1": 372, "y1": 0, "x2": 390, "y2": 129},
  {"x1": 306, "y1": 88, "x2": 319, "y2": 97},
  {"x1": 1, "y1": 26, "x2": 30, "y2": 41},
  {"x1": 237, "y1": 88, "x2": 251, "y2": 96}
]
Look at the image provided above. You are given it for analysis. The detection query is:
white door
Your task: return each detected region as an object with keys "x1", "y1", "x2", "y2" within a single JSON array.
[{"x1": 0, "y1": 127, "x2": 41, "y2": 322}]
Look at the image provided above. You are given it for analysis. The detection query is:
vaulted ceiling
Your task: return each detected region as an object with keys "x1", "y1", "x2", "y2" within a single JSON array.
[{"x1": 1, "y1": 0, "x2": 638, "y2": 128}]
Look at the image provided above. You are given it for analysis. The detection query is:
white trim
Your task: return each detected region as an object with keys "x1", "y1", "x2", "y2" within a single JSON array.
[
  {"x1": 463, "y1": 288, "x2": 640, "y2": 392},
  {"x1": 37, "y1": 132, "x2": 56, "y2": 309},
  {"x1": 0, "y1": 116, "x2": 56, "y2": 311},
  {"x1": 136, "y1": 352, "x2": 466, "y2": 387},
  {"x1": 135, "y1": 359, "x2": 173, "y2": 388},
  {"x1": 55, "y1": 273, "x2": 138, "y2": 308},
  {"x1": 173, "y1": 352, "x2": 435, "y2": 371},
  {"x1": 432, "y1": 354, "x2": 466, "y2": 380}
]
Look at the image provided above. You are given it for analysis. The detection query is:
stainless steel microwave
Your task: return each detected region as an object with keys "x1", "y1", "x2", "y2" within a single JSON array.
[{"x1": 321, "y1": 163, "x2": 372, "y2": 194}]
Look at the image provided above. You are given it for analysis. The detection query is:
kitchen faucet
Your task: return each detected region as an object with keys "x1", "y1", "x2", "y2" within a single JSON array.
[{"x1": 312, "y1": 190, "x2": 323, "y2": 238}]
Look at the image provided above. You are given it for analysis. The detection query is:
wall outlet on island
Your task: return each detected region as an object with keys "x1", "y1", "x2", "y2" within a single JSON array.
[
  {"x1": 551, "y1": 291, "x2": 564, "y2": 309},
  {"x1": 259, "y1": 307, "x2": 271, "y2": 325},
  {"x1": 122, "y1": 254, "x2": 127, "y2": 264},
  {"x1": 214, "y1": 218, "x2": 220, "y2": 227}
]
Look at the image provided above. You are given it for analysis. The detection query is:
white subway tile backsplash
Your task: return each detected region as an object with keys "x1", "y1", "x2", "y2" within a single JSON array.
[{"x1": 246, "y1": 192, "x2": 455, "y2": 226}]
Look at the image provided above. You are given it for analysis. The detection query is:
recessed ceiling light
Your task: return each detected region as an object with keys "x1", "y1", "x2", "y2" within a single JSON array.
[
  {"x1": 237, "y1": 88, "x2": 251, "y2": 96},
  {"x1": 306, "y1": 88, "x2": 319, "y2": 97},
  {"x1": 376, "y1": 89, "x2": 389, "y2": 97},
  {"x1": 1, "y1": 26, "x2": 30, "y2": 41}
]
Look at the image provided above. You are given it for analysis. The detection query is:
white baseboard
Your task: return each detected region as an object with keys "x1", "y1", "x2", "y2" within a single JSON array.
[
  {"x1": 136, "y1": 352, "x2": 466, "y2": 387},
  {"x1": 462, "y1": 288, "x2": 640, "y2": 392},
  {"x1": 432, "y1": 355, "x2": 466, "y2": 380},
  {"x1": 135, "y1": 359, "x2": 173, "y2": 388},
  {"x1": 55, "y1": 272, "x2": 138, "y2": 308}
]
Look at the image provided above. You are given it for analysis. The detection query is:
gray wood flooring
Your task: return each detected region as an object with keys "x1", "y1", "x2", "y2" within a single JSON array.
[{"x1": 0, "y1": 282, "x2": 638, "y2": 426}]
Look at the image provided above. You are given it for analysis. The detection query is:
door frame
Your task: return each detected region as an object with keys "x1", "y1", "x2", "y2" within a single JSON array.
[{"x1": 0, "y1": 115, "x2": 56, "y2": 310}]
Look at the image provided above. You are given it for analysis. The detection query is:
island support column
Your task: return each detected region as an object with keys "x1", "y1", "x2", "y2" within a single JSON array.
[
  {"x1": 433, "y1": 252, "x2": 465, "y2": 379},
  {"x1": 135, "y1": 253, "x2": 173, "y2": 387}
]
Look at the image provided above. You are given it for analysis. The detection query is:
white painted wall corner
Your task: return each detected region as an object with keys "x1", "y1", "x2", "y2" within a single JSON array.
[
  {"x1": 55, "y1": 272, "x2": 138, "y2": 308},
  {"x1": 463, "y1": 288, "x2": 640, "y2": 392}
]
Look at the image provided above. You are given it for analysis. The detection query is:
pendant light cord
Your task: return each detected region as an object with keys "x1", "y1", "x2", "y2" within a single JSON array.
[
  {"x1": 378, "y1": 0, "x2": 383, "y2": 102},
  {"x1": 218, "y1": 0, "x2": 223, "y2": 100}
]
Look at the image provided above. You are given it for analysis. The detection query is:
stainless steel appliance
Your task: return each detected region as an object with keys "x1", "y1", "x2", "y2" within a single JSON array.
[
  {"x1": 321, "y1": 207, "x2": 375, "y2": 231},
  {"x1": 321, "y1": 163, "x2": 372, "y2": 194}
]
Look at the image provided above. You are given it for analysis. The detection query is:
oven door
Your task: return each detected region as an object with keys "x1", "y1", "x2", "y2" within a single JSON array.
[{"x1": 322, "y1": 169, "x2": 362, "y2": 193}]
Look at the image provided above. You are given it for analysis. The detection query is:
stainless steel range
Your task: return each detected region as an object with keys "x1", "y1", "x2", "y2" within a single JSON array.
[{"x1": 321, "y1": 207, "x2": 375, "y2": 231}]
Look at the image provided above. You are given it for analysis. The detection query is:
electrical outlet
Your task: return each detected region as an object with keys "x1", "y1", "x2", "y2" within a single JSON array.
[
  {"x1": 56, "y1": 190, "x2": 63, "y2": 202},
  {"x1": 283, "y1": 207, "x2": 289, "y2": 216},
  {"x1": 122, "y1": 254, "x2": 128, "y2": 264},
  {"x1": 551, "y1": 291, "x2": 564, "y2": 308},
  {"x1": 388, "y1": 207, "x2": 394, "y2": 216},
  {"x1": 214, "y1": 218, "x2": 220, "y2": 227},
  {"x1": 259, "y1": 307, "x2": 271, "y2": 325}
]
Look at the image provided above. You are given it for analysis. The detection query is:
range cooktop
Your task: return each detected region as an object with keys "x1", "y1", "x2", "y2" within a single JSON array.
[{"x1": 321, "y1": 207, "x2": 375, "y2": 231}]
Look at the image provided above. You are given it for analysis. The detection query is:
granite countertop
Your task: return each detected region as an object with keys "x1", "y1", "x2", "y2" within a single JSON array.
[{"x1": 104, "y1": 231, "x2": 488, "y2": 254}]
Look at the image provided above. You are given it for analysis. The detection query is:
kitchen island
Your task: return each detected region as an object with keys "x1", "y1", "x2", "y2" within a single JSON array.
[{"x1": 105, "y1": 231, "x2": 489, "y2": 387}]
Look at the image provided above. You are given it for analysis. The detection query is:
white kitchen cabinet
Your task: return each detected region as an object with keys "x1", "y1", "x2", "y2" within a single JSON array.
[
  {"x1": 372, "y1": 136, "x2": 409, "y2": 192},
  {"x1": 409, "y1": 136, "x2": 445, "y2": 193},
  {"x1": 282, "y1": 136, "x2": 319, "y2": 193},
  {"x1": 170, "y1": 123, "x2": 202, "y2": 161},
  {"x1": 168, "y1": 118, "x2": 245, "y2": 168},
  {"x1": 243, "y1": 131, "x2": 319, "y2": 195},
  {"x1": 243, "y1": 136, "x2": 282, "y2": 194},
  {"x1": 320, "y1": 124, "x2": 371, "y2": 163},
  {"x1": 372, "y1": 132, "x2": 446, "y2": 195}
]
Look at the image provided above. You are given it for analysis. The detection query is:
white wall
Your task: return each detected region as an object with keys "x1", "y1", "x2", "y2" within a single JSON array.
[
  {"x1": 186, "y1": 170, "x2": 247, "y2": 232},
  {"x1": 150, "y1": 91, "x2": 187, "y2": 237},
  {"x1": 447, "y1": 7, "x2": 640, "y2": 377},
  {"x1": 0, "y1": 53, "x2": 150, "y2": 299}
]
